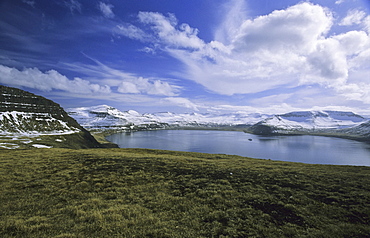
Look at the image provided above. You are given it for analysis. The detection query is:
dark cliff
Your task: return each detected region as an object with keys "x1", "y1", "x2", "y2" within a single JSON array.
[{"x1": 0, "y1": 85, "x2": 101, "y2": 148}]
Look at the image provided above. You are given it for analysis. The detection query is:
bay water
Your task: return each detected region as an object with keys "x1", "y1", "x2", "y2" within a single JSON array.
[{"x1": 106, "y1": 130, "x2": 370, "y2": 166}]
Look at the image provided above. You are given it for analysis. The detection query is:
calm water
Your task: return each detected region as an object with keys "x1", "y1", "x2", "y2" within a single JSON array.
[{"x1": 106, "y1": 130, "x2": 370, "y2": 166}]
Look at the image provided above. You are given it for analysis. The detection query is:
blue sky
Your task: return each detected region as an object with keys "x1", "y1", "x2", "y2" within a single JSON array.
[{"x1": 0, "y1": 0, "x2": 369, "y2": 114}]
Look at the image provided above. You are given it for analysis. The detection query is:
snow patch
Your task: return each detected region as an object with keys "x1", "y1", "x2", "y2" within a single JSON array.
[
  {"x1": 32, "y1": 144, "x2": 53, "y2": 148},
  {"x1": 0, "y1": 143, "x2": 19, "y2": 149}
]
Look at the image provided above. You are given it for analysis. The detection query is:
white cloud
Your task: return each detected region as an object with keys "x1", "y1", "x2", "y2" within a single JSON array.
[
  {"x1": 233, "y1": 3, "x2": 333, "y2": 53},
  {"x1": 0, "y1": 65, "x2": 111, "y2": 94},
  {"x1": 64, "y1": 59, "x2": 180, "y2": 96},
  {"x1": 119, "y1": 2, "x2": 370, "y2": 105},
  {"x1": 164, "y1": 2, "x2": 337, "y2": 95},
  {"x1": 116, "y1": 23, "x2": 149, "y2": 41},
  {"x1": 117, "y1": 77, "x2": 178, "y2": 96},
  {"x1": 64, "y1": 0, "x2": 82, "y2": 14},
  {"x1": 22, "y1": 0, "x2": 35, "y2": 8},
  {"x1": 339, "y1": 9, "x2": 366, "y2": 26},
  {"x1": 215, "y1": 0, "x2": 247, "y2": 44},
  {"x1": 363, "y1": 16, "x2": 370, "y2": 33},
  {"x1": 118, "y1": 81, "x2": 140, "y2": 94},
  {"x1": 98, "y1": 2, "x2": 115, "y2": 18},
  {"x1": 137, "y1": 12, "x2": 205, "y2": 49},
  {"x1": 335, "y1": 0, "x2": 345, "y2": 4},
  {"x1": 162, "y1": 97, "x2": 199, "y2": 111}
]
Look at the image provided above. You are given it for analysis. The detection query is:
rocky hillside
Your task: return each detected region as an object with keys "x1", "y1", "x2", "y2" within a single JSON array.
[{"x1": 0, "y1": 85, "x2": 101, "y2": 149}]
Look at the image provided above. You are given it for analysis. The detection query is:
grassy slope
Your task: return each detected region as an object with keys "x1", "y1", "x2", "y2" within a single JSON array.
[{"x1": 1, "y1": 148, "x2": 370, "y2": 238}]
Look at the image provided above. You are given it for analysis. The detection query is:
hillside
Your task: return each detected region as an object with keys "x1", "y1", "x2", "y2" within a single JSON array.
[
  {"x1": 0, "y1": 85, "x2": 101, "y2": 149},
  {"x1": 1, "y1": 148, "x2": 369, "y2": 237}
]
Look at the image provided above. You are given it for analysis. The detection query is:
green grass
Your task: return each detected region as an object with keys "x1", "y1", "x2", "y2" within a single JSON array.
[{"x1": 1, "y1": 148, "x2": 370, "y2": 237}]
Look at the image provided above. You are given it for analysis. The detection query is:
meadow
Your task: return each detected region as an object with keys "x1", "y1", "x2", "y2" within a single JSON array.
[{"x1": 1, "y1": 148, "x2": 370, "y2": 237}]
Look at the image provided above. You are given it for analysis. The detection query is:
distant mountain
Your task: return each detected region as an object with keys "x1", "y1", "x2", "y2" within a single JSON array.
[
  {"x1": 149, "y1": 111, "x2": 267, "y2": 128},
  {"x1": 67, "y1": 105, "x2": 268, "y2": 130},
  {"x1": 67, "y1": 105, "x2": 168, "y2": 130},
  {"x1": 0, "y1": 85, "x2": 101, "y2": 149},
  {"x1": 67, "y1": 105, "x2": 370, "y2": 141},
  {"x1": 337, "y1": 121, "x2": 370, "y2": 140},
  {"x1": 247, "y1": 110, "x2": 369, "y2": 139}
]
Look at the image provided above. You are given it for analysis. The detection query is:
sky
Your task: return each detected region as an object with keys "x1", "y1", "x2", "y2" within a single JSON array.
[{"x1": 0, "y1": 0, "x2": 370, "y2": 114}]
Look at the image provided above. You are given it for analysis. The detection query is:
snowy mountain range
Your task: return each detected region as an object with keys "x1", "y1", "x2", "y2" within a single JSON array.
[
  {"x1": 67, "y1": 105, "x2": 370, "y2": 139},
  {"x1": 247, "y1": 110, "x2": 370, "y2": 140},
  {"x1": 66, "y1": 105, "x2": 269, "y2": 130},
  {"x1": 66, "y1": 105, "x2": 168, "y2": 130},
  {"x1": 252, "y1": 110, "x2": 366, "y2": 131}
]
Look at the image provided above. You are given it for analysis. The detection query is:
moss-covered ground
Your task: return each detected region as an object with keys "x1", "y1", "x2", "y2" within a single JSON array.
[{"x1": 1, "y1": 148, "x2": 369, "y2": 237}]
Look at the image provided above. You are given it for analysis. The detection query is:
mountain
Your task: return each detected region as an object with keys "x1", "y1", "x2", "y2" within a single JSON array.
[
  {"x1": 67, "y1": 105, "x2": 168, "y2": 130},
  {"x1": 0, "y1": 85, "x2": 101, "y2": 149},
  {"x1": 149, "y1": 111, "x2": 267, "y2": 128},
  {"x1": 67, "y1": 105, "x2": 370, "y2": 141},
  {"x1": 67, "y1": 105, "x2": 268, "y2": 130},
  {"x1": 247, "y1": 110, "x2": 368, "y2": 137},
  {"x1": 337, "y1": 121, "x2": 370, "y2": 140}
]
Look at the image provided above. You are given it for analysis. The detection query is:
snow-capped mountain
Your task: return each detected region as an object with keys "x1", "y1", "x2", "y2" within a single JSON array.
[
  {"x1": 248, "y1": 111, "x2": 368, "y2": 135},
  {"x1": 67, "y1": 105, "x2": 167, "y2": 130},
  {"x1": 67, "y1": 105, "x2": 268, "y2": 130},
  {"x1": 67, "y1": 105, "x2": 370, "y2": 141},
  {"x1": 148, "y1": 111, "x2": 267, "y2": 127}
]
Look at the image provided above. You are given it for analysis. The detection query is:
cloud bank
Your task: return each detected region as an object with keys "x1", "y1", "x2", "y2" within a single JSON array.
[
  {"x1": 0, "y1": 65, "x2": 110, "y2": 94},
  {"x1": 0, "y1": 63, "x2": 179, "y2": 97}
]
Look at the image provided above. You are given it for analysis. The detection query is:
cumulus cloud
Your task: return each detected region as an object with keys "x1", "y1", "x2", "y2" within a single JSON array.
[
  {"x1": 233, "y1": 3, "x2": 333, "y2": 53},
  {"x1": 165, "y1": 2, "x2": 338, "y2": 95},
  {"x1": 117, "y1": 77, "x2": 178, "y2": 96},
  {"x1": 339, "y1": 9, "x2": 366, "y2": 26},
  {"x1": 116, "y1": 2, "x2": 370, "y2": 104},
  {"x1": 0, "y1": 65, "x2": 111, "y2": 94},
  {"x1": 98, "y1": 2, "x2": 115, "y2": 18}
]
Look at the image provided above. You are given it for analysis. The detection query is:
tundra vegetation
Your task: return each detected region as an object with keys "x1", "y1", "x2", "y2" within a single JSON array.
[{"x1": 0, "y1": 148, "x2": 370, "y2": 237}]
